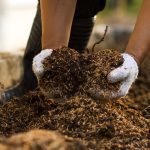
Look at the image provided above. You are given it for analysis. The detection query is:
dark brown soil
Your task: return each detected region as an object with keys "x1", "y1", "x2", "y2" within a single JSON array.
[
  {"x1": 40, "y1": 47, "x2": 82, "y2": 99},
  {"x1": 79, "y1": 49, "x2": 123, "y2": 100},
  {"x1": 0, "y1": 48, "x2": 149, "y2": 150},
  {"x1": 40, "y1": 47, "x2": 123, "y2": 100},
  {"x1": 0, "y1": 91, "x2": 149, "y2": 149}
]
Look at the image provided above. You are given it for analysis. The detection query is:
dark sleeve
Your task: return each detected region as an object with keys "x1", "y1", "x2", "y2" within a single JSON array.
[{"x1": 74, "y1": 0, "x2": 106, "y2": 18}]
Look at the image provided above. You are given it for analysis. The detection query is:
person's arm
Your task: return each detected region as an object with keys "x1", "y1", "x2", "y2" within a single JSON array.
[
  {"x1": 33, "y1": 0, "x2": 77, "y2": 79},
  {"x1": 85, "y1": 1, "x2": 150, "y2": 100},
  {"x1": 40, "y1": 0, "x2": 77, "y2": 49},
  {"x1": 126, "y1": 0, "x2": 150, "y2": 65},
  {"x1": 106, "y1": 0, "x2": 150, "y2": 99}
]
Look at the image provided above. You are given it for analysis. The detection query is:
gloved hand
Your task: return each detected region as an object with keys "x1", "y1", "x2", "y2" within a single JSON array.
[
  {"x1": 107, "y1": 53, "x2": 139, "y2": 99},
  {"x1": 88, "y1": 53, "x2": 139, "y2": 100},
  {"x1": 32, "y1": 49, "x2": 53, "y2": 80}
]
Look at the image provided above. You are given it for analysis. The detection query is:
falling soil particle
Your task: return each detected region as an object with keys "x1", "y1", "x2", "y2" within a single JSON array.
[{"x1": 79, "y1": 48, "x2": 123, "y2": 100}]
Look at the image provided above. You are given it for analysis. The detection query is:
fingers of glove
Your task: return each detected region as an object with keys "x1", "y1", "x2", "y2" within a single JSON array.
[
  {"x1": 107, "y1": 66, "x2": 130, "y2": 83},
  {"x1": 110, "y1": 79, "x2": 131, "y2": 99},
  {"x1": 107, "y1": 53, "x2": 139, "y2": 83},
  {"x1": 32, "y1": 49, "x2": 53, "y2": 76}
]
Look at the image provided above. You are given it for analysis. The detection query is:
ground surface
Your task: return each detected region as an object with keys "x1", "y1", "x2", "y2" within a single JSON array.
[{"x1": 0, "y1": 48, "x2": 149, "y2": 150}]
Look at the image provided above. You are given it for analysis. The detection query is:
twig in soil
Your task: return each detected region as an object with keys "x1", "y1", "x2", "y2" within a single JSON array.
[
  {"x1": 142, "y1": 105, "x2": 150, "y2": 112},
  {"x1": 92, "y1": 26, "x2": 108, "y2": 53}
]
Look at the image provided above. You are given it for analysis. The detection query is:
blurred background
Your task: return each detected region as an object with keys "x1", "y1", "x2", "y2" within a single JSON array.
[
  {"x1": 0, "y1": 0, "x2": 142, "y2": 88},
  {"x1": 88, "y1": 0, "x2": 142, "y2": 50},
  {"x1": 0, "y1": 0, "x2": 37, "y2": 52}
]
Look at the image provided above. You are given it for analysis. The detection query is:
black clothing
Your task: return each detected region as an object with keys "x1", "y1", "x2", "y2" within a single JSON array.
[{"x1": 75, "y1": 0, "x2": 106, "y2": 18}]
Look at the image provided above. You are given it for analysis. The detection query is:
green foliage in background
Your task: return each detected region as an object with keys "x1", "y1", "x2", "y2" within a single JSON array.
[{"x1": 97, "y1": 0, "x2": 142, "y2": 17}]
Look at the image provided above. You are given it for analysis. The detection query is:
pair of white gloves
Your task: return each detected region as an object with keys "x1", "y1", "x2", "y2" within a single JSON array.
[{"x1": 32, "y1": 49, "x2": 138, "y2": 99}]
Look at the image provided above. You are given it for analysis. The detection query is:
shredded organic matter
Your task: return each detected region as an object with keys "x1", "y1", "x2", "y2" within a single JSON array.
[
  {"x1": 40, "y1": 47, "x2": 123, "y2": 100},
  {"x1": 0, "y1": 47, "x2": 149, "y2": 150},
  {"x1": 0, "y1": 90, "x2": 149, "y2": 149},
  {"x1": 39, "y1": 47, "x2": 83, "y2": 99},
  {"x1": 79, "y1": 49, "x2": 123, "y2": 100}
]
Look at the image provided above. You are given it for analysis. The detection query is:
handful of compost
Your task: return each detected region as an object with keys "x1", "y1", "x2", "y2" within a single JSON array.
[
  {"x1": 32, "y1": 47, "x2": 138, "y2": 100},
  {"x1": 87, "y1": 52, "x2": 139, "y2": 100},
  {"x1": 33, "y1": 47, "x2": 83, "y2": 100}
]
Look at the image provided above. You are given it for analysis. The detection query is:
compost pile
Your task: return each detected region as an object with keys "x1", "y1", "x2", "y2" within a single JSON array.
[{"x1": 0, "y1": 47, "x2": 149, "y2": 150}]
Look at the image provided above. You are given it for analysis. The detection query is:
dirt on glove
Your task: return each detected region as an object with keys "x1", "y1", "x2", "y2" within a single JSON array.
[{"x1": 0, "y1": 48, "x2": 149, "y2": 150}]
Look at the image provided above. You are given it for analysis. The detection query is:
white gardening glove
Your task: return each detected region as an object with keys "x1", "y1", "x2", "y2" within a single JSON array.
[
  {"x1": 32, "y1": 49, "x2": 53, "y2": 80},
  {"x1": 107, "y1": 53, "x2": 139, "y2": 99}
]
